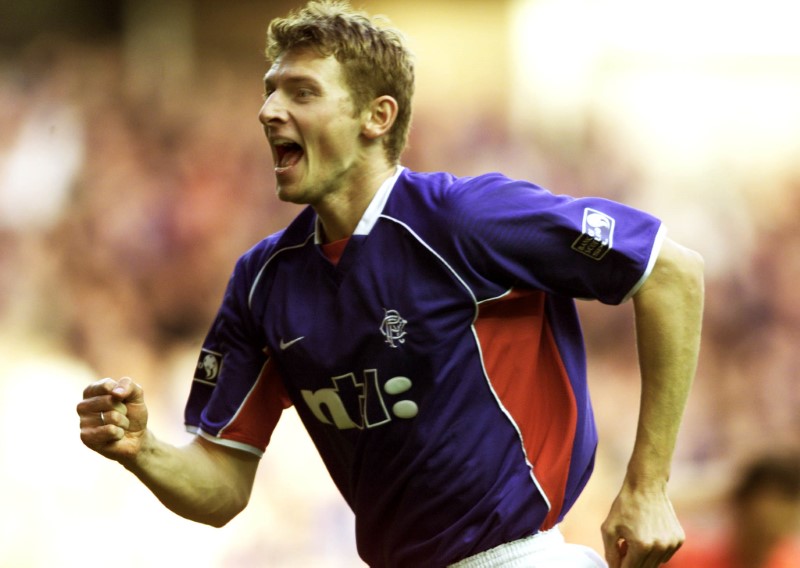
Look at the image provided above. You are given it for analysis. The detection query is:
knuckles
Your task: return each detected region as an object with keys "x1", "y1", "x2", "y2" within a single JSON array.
[{"x1": 81, "y1": 377, "x2": 120, "y2": 399}]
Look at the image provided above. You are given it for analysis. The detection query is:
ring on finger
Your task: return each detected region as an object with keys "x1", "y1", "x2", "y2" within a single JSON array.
[{"x1": 100, "y1": 411, "x2": 106, "y2": 425}]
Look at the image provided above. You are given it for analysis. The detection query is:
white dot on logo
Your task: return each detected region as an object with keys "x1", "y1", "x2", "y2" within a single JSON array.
[
  {"x1": 392, "y1": 400, "x2": 419, "y2": 419},
  {"x1": 384, "y1": 376, "x2": 412, "y2": 395},
  {"x1": 383, "y1": 377, "x2": 416, "y2": 419}
]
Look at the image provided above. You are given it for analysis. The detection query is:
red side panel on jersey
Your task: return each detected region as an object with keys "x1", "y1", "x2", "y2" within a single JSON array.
[
  {"x1": 218, "y1": 357, "x2": 292, "y2": 452},
  {"x1": 474, "y1": 289, "x2": 578, "y2": 530}
]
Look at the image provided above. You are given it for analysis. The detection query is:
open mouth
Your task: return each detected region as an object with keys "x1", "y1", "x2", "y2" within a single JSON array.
[{"x1": 274, "y1": 141, "x2": 304, "y2": 173}]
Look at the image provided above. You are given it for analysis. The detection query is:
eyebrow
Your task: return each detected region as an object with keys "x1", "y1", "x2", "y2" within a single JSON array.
[{"x1": 263, "y1": 71, "x2": 323, "y2": 92}]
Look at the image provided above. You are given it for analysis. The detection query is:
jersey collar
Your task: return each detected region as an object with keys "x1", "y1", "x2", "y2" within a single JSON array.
[{"x1": 314, "y1": 166, "x2": 405, "y2": 244}]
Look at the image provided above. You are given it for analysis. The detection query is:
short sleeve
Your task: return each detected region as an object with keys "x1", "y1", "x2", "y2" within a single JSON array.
[
  {"x1": 184, "y1": 254, "x2": 291, "y2": 457},
  {"x1": 449, "y1": 174, "x2": 664, "y2": 305}
]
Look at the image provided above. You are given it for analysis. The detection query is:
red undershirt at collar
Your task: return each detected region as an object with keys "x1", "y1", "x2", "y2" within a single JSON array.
[{"x1": 321, "y1": 237, "x2": 350, "y2": 266}]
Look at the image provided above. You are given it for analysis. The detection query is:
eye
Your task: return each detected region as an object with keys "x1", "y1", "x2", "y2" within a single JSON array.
[{"x1": 296, "y1": 88, "x2": 315, "y2": 100}]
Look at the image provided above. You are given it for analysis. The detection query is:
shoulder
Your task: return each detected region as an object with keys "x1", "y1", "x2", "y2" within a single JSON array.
[
  {"x1": 233, "y1": 206, "x2": 316, "y2": 283},
  {"x1": 397, "y1": 169, "x2": 533, "y2": 200},
  {"x1": 391, "y1": 169, "x2": 553, "y2": 223},
  {"x1": 384, "y1": 169, "x2": 580, "y2": 253}
]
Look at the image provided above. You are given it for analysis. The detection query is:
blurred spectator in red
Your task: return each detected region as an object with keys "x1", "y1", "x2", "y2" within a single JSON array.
[{"x1": 667, "y1": 451, "x2": 800, "y2": 568}]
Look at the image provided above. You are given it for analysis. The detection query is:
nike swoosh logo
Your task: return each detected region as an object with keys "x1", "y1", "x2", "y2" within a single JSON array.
[{"x1": 279, "y1": 336, "x2": 305, "y2": 350}]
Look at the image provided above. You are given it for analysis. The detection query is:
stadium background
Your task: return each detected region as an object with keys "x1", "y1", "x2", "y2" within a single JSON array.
[{"x1": 1, "y1": 0, "x2": 798, "y2": 565}]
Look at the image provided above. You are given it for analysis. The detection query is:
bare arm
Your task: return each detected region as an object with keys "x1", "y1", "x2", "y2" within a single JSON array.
[
  {"x1": 601, "y1": 237, "x2": 705, "y2": 568},
  {"x1": 78, "y1": 377, "x2": 259, "y2": 527}
]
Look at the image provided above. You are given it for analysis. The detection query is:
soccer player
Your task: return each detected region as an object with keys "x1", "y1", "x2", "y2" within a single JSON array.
[{"x1": 77, "y1": 2, "x2": 705, "y2": 566}]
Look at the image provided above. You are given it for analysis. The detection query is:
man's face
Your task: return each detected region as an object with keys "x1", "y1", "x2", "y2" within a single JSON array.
[{"x1": 259, "y1": 47, "x2": 365, "y2": 205}]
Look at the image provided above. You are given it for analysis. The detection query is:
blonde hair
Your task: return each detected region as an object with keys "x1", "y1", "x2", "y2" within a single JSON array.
[{"x1": 266, "y1": 1, "x2": 414, "y2": 164}]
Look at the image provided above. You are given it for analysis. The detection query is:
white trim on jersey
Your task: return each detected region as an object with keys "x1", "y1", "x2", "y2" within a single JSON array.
[
  {"x1": 354, "y1": 166, "x2": 404, "y2": 235},
  {"x1": 621, "y1": 223, "x2": 668, "y2": 303},
  {"x1": 378, "y1": 213, "x2": 479, "y2": 309},
  {"x1": 471, "y1": 286, "x2": 553, "y2": 515},
  {"x1": 312, "y1": 165, "x2": 406, "y2": 244},
  {"x1": 187, "y1": 426, "x2": 265, "y2": 458},
  {"x1": 248, "y1": 232, "x2": 315, "y2": 309},
  {"x1": 217, "y1": 357, "x2": 274, "y2": 445},
  {"x1": 377, "y1": 217, "x2": 554, "y2": 512}
]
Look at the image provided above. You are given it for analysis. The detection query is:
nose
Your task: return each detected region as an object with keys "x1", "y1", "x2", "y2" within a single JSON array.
[{"x1": 259, "y1": 91, "x2": 287, "y2": 126}]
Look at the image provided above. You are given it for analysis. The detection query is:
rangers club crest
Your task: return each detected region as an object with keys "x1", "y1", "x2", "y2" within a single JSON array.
[{"x1": 380, "y1": 309, "x2": 407, "y2": 348}]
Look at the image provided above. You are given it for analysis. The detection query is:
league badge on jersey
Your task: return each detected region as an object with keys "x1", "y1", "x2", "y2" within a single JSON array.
[
  {"x1": 572, "y1": 207, "x2": 615, "y2": 260},
  {"x1": 194, "y1": 348, "x2": 222, "y2": 386}
]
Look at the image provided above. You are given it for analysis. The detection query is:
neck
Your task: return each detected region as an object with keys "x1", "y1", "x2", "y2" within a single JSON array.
[{"x1": 315, "y1": 162, "x2": 397, "y2": 242}]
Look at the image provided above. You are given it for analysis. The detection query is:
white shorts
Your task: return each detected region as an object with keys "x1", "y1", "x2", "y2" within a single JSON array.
[{"x1": 448, "y1": 526, "x2": 607, "y2": 568}]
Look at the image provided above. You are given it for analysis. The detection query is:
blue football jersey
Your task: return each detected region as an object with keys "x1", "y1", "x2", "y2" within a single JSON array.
[{"x1": 185, "y1": 167, "x2": 665, "y2": 567}]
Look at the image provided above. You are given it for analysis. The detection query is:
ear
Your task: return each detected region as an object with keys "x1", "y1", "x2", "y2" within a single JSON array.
[{"x1": 361, "y1": 95, "x2": 398, "y2": 140}]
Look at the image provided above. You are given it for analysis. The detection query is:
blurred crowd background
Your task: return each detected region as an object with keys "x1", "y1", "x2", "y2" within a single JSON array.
[{"x1": 1, "y1": 0, "x2": 798, "y2": 566}]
